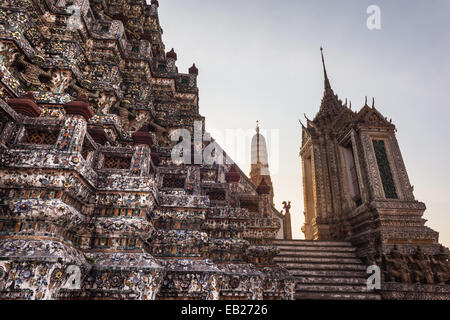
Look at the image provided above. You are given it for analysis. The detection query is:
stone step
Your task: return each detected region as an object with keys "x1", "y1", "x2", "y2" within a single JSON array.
[
  {"x1": 274, "y1": 240, "x2": 353, "y2": 247},
  {"x1": 273, "y1": 240, "x2": 380, "y2": 300},
  {"x1": 288, "y1": 269, "x2": 367, "y2": 278},
  {"x1": 296, "y1": 284, "x2": 371, "y2": 293},
  {"x1": 294, "y1": 291, "x2": 381, "y2": 300},
  {"x1": 281, "y1": 263, "x2": 367, "y2": 271},
  {"x1": 274, "y1": 256, "x2": 362, "y2": 264},
  {"x1": 295, "y1": 276, "x2": 367, "y2": 286},
  {"x1": 276, "y1": 245, "x2": 357, "y2": 253},
  {"x1": 277, "y1": 250, "x2": 358, "y2": 258}
]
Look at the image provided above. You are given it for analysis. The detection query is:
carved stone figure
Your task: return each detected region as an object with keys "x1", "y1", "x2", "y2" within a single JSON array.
[
  {"x1": 282, "y1": 201, "x2": 291, "y2": 212},
  {"x1": 367, "y1": 251, "x2": 381, "y2": 267},
  {"x1": 430, "y1": 247, "x2": 450, "y2": 285},
  {"x1": 67, "y1": 79, "x2": 99, "y2": 101},
  {"x1": 383, "y1": 246, "x2": 411, "y2": 284},
  {"x1": 109, "y1": 100, "x2": 138, "y2": 131},
  {"x1": 281, "y1": 201, "x2": 292, "y2": 240},
  {"x1": 14, "y1": 55, "x2": 52, "y2": 88},
  {"x1": 149, "y1": 120, "x2": 169, "y2": 145},
  {"x1": 408, "y1": 246, "x2": 434, "y2": 284}
]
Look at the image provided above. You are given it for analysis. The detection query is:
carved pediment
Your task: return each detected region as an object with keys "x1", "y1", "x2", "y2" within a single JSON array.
[{"x1": 357, "y1": 105, "x2": 394, "y2": 129}]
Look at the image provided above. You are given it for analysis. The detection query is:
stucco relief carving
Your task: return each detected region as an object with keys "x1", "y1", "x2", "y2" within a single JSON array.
[
  {"x1": 360, "y1": 131, "x2": 384, "y2": 199},
  {"x1": 389, "y1": 135, "x2": 415, "y2": 201}
]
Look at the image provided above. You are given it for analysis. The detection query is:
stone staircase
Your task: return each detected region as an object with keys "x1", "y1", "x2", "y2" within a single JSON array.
[{"x1": 274, "y1": 240, "x2": 381, "y2": 300}]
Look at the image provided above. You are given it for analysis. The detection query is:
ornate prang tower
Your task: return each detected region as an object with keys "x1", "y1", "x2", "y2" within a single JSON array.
[
  {"x1": 250, "y1": 121, "x2": 274, "y2": 206},
  {"x1": 0, "y1": 0, "x2": 295, "y2": 300},
  {"x1": 300, "y1": 48, "x2": 442, "y2": 257},
  {"x1": 248, "y1": 121, "x2": 292, "y2": 240}
]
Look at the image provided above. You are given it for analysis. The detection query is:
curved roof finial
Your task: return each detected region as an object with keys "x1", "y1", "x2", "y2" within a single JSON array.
[
  {"x1": 304, "y1": 113, "x2": 312, "y2": 122},
  {"x1": 299, "y1": 119, "x2": 306, "y2": 128}
]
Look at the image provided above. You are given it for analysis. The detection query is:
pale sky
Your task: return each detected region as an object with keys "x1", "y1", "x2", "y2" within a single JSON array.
[{"x1": 156, "y1": 0, "x2": 450, "y2": 247}]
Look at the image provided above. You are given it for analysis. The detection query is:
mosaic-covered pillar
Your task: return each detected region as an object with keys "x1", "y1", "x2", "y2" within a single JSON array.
[
  {"x1": 0, "y1": 96, "x2": 95, "y2": 299},
  {"x1": 57, "y1": 97, "x2": 94, "y2": 154},
  {"x1": 0, "y1": 239, "x2": 91, "y2": 300},
  {"x1": 80, "y1": 252, "x2": 165, "y2": 300}
]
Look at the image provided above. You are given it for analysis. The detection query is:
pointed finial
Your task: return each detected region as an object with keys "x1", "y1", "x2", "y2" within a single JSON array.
[
  {"x1": 349, "y1": 101, "x2": 352, "y2": 109},
  {"x1": 189, "y1": 63, "x2": 198, "y2": 75},
  {"x1": 372, "y1": 97, "x2": 375, "y2": 108},
  {"x1": 344, "y1": 98, "x2": 348, "y2": 106},
  {"x1": 255, "y1": 120, "x2": 261, "y2": 164},
  {"x1": 320, "y1": 47, "x2": 331, "y2": 91},
  {"x1": 167, "y1": 48, "x2": 177, "y2": 60},
  {"x1": 365, "y1": 96, "x2": 368, "y2": 106}
]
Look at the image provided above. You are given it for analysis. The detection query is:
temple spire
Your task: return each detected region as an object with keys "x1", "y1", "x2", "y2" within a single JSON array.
[
  {"x1": 250, "y1": 121, "x2": 274, "y2": 205},
  {"x1": 320, "y1": 47, "x2": 332, "y2": 91},
  {"x1": 314, "y1": 47, "x2": 343, "y2": 122},
  {"x1": 256, "y1": 120, "x2": 260, "y2": 163}
]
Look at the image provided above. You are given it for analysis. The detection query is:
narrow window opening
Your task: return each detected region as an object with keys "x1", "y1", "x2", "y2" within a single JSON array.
[{"x1": 372, "y1": 139, "x2": 398, "y2": 199}]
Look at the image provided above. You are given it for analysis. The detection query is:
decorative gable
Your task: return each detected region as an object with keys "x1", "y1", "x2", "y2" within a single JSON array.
[{"x1": 357, "y1": 105, "x2": 395, "y2": 129}]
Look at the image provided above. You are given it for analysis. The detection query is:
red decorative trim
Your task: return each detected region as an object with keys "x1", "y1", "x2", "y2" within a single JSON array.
[
  {"x1": 7, "y1": 96, "x2": 41, "y2": 117},
  {"x1": 132, "y1": 131, "x2": 154, "y2": 147},
  {"x1": 189, "y1": 63, "x2": 198, "y2": 75},
  {"x1": 64, "y1": 100, "x2": 94, "y2": 121},
  {"x1": 167, "y1": 48, "x2": 177, "y2": 60}
]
